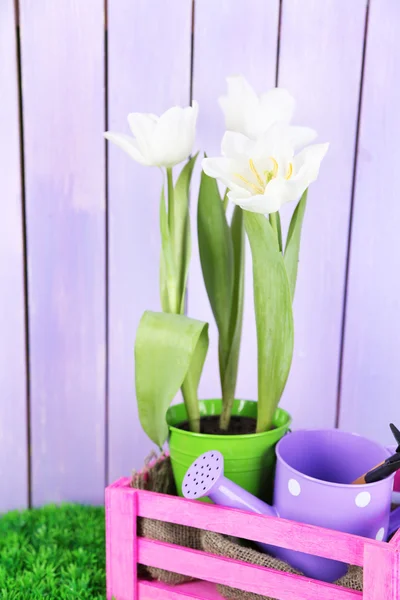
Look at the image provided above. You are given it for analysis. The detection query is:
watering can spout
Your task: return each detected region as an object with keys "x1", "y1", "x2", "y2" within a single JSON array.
[{"x1": 182, "y1": 450, "x2": 278, "y2": 518}]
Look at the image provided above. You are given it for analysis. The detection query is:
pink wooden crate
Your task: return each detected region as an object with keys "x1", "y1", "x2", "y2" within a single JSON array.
[{"x1": 106, "y1": 478, "x2": 400, "y2": 600}]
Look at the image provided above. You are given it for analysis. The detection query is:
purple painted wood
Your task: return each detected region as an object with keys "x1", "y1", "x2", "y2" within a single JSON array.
[
  {"x1": 339, "y1": 0, "x2": 400, "y2": 447},
  {"x1": 277, "y1": 0, "x2": 368, "y2": 429},
  {"x1": 19, "y1": 0, "x2": 105, "y2": 505},
  {"x1": 107, "y1": 0, "x2": 193, "y2": 481},
  {"x1": 0, "y1": 0, "x2": 28, "y2": 512},
  {"x1": 189, "y1": 0, "x2": 280, "y2": 402},
  {"x1": 106, "y1": 481, "x2": 137, "y2": 600}
]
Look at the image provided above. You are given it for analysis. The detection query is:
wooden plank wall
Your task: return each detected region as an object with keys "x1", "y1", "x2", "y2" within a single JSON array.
[
  {"x1": 0, "y1": 0, "x2": 398, "y2": 510},
  {"x1": 0, "y1": 0, "x2": 28, "y2": 512},
  {"x1": 339, "y1": 0, "x2": 400, "y2": 446},
  {"x1": 107, "y1": 0, "x2": 193, "y2": 481},
  {"x1": 19, "y1": 0, "x2": 106, "y2": 506},
  {"x1": 190, "y1": 0, "x2": 280, "y2": 407},
  {"x1": 277, "y1": 0, "x2": 368, "y2": 428}
]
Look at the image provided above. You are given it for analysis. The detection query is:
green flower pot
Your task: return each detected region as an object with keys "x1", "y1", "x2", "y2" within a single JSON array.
[{"x1": 167, "y1": 399, "x2": 291, "y2": 501}]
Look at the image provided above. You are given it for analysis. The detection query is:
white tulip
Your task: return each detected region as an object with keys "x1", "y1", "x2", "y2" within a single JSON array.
[
  {"x1": 202, "y1": 124, "x2": 329, "y2": 215},
  {"x1": 104, "y1": 102, "x2": 198, "y2": 168},
  {"x1": 219, "y1": 75, "x2": 316, "y2": 150}
]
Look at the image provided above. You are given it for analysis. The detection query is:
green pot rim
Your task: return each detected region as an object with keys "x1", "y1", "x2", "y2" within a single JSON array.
[{"x1": 166, "y1": 399, "x2": 291, "y2": 441}]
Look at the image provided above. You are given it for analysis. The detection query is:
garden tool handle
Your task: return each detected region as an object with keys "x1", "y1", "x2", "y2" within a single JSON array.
[
  {"x1": 352, "y1": 453, "x2": 400, "y2": 485},
  {"x1": 352, "y1": 461, "x2": 384, "y2": 485}
]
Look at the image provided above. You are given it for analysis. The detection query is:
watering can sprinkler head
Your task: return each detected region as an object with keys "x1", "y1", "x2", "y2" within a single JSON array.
[
  {"x1": 182, "y1": 450, "x2": 225, "y2": 500},
  {"x1": 182, "y1": 450, "x2": 278, "y2": 517}
]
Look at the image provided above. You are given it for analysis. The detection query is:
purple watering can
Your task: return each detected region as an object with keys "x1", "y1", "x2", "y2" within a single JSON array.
[{"x1": 182, "y1": 429, "x2": 400, "y2": 582}]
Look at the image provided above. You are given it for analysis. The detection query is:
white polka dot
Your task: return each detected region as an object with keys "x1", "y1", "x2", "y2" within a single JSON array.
[
  {"x1": 355, "y1": 491, "x2": 371, "y2": 507},
  {"x1": 288, "y1": 479, "x2": 301, "y2": 496},
  {"x1": 376, "y1": 527, "x2": 385, "y2": 541}
]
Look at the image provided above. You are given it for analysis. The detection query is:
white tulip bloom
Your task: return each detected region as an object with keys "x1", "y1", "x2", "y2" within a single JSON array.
[
  {"x1": 219, "y1": 75, "x2": 316, "y2": 150},
  {"x1": 202, "y1": 125, "x2": 329, "y2": 215},
  {"x1": 104, "y1": 102, "x2": 198, "y2": 168}
]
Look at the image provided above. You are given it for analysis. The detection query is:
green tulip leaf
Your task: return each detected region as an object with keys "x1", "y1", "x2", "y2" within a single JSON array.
[
  {"x1": 269, "y1": 211, "x2": 283, "y2": 251},
  {"x1": 135, "y1": 311, "x2": 209, "y2": 447},
  {"x1": 198, "y1": 170, "x2": 240, "y2": 428},
  {"x1": 174, "y1": 153, "x2": 198, "y2": 313},
  {"x1": 284, "y1": 189, "x2": 308, "y2": 300},
  {"x1": 181, "y1": 318, "x2": 209, "y2": 433},
  {"x1": 198, "y1": 172, "x2": 245, "y2": 429},
  {"x1": 198, "y1": 170, "x2": 233, "y2": 341},
  {"x1": 220, "y1": 205, "x2": 245, "y2": 428},
  {"x1": 244, "y1": 212, "x2": 294, "y2": 432},
  {"x1": 223, "y1": 188, "x2": 229, "y2": 211}
]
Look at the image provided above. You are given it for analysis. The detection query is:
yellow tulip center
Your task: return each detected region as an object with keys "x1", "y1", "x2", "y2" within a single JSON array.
[{"x1": 235, "y1": 157, "x2": 293, "y2": 194}]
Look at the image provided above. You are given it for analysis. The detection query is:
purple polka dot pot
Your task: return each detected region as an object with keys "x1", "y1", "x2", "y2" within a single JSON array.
[{"x1": 182, "y1": 429, "x2": 399, "y2": 583}]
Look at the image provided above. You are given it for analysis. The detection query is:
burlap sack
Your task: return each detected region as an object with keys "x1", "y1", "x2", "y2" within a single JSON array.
[
  {"x1": 201, "y1": 530, "x2": 363, "y2": 600},
  {"x1": 130, "y1": 452, "x2": 202, "y2": 584}
]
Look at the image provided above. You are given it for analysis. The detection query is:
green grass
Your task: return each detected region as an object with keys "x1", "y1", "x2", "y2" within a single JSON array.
[{"x1": 0, "y1": 503, "x2": 106, "y2": 599}]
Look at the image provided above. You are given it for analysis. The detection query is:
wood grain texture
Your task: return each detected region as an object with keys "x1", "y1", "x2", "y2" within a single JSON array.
[
  {"x1": 277, "y1": 0, "x2": 368, "y2": 428},
  {"x1": 106, "y1": 482, "x2": 137, "y2": 600},
  {"x1": 138, "y1": 579, "x2": 224, "y2": 600},
  {"x1": 138, "y1": 538, "x2": 360, "y2": 600},
  {"x1": 107, "y1": 0, "x2": 193, "y2": 481},
  {"x1": 136, "y1": 488, "x2": 378, "y2": 566},
  {"x1": 0, "y1": 0, "x2": 28, "y2": 511},
  {"x1": 339, "y1": 0, "x2": 400, "y2": 447},
  {"x1": 109, "y1": 481, "x2": 400, "y2": 599},
  {"x1": 390, "y1": 529, "x2": 400, "y2": 551},
  {"x1": 19, "y1": 0, "x2": 106, "y2": 505},
  {"x1": 110, "y1": 480, "x2": 383, "y2": 567},
  {"x1": 363, "y1": 545, "x2": 399, "y2": 599},
  {"x1": 189, "y1": 0, "x2": 279, "y2": 402}
]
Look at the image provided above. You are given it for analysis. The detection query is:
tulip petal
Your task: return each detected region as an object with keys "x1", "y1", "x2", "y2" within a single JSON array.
[
  {"x1": 264, "y1": 177, "x2": 306, "y2": 210},
  {"x1": 293, "y1": 142, "x2": 330, "y2": 186},
  {"x1": 225, "y1": 75, "x2": 259, "y2": 103},
  {"x1": 221, "y1": 131, "x2": 252, "y2": 158},
  {"x1": 150, "y1": 105, "x2": 197, "y2": 167},
  {"x1": 259, "y1": 88, "x2": 296, "y2": 126},
  {"x1": 227, "y1": 189, "x2": 278, "y2": 215},
  {"x1": 202, "y1": 157, "x2": 243, "y2": 192},
  {"x1": 127, "y1": 113, "x2": 158, "y2": 162},
  {"x1": 184, "y1": 100, "x2": 199, "y2": 125},
  {"x1": 104, "y1": 132, "x2": 149, "y2": 165},
  {"x1": 289, "y1": 126, "x2": 318, "y2": 150},
  {"x1": 152, "y1": 107, "x2": 184, "y2": 165},
  {"x1": 219, "y1": 75, "x2": 316, "y2": 144},
  {"x1": 219, "y1": 75, "x2": 259, "y2": 136}
]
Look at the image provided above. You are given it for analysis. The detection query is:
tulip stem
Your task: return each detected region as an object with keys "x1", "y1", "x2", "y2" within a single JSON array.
[
  {"x1": 163, "y1": 167, "x2": 180, "y2": 313},
  {"x1": 166, "y1": 167, "x2": 175, "y2": 235},
  {"x1": 269, "y1": 212, "x2": 283, "y2": 252}
]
